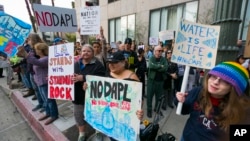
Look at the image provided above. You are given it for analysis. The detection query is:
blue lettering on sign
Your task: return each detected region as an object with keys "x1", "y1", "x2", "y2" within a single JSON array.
[
  {"x1": 180, "y1": 20, "x2": 217, "y2": 38},
  {"x1": 176, "y1": 56, "x2": 202, "y2": 67},
  {"x1": 179, "y1": 44, "x2": 204, "y2": 56}
]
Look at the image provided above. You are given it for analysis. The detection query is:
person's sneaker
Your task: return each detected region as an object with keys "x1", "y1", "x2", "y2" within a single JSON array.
[{"x1": 78, "y1": 135, "x2": 87, "y2": 141}]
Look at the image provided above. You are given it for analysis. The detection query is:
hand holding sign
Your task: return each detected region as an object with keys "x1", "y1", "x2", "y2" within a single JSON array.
[
  {"x1": 176, "y1": 65, "x2": 190, "y2": 115},
  {"x1": 100, "y1": 26, "x2": 104, "y2": 36},
  {"x1": 171, "y1": 20, "x2": 220, "y2": 115}
]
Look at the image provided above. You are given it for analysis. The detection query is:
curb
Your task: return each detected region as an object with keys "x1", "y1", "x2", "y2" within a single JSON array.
[{"x1": 11, "y1": 90, "x2": 69, "y2": 141}]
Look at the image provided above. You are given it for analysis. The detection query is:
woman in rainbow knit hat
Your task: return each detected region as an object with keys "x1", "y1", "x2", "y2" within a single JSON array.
[{"x1": 176, "y1": 61, "x2": 250, "y2": 141}]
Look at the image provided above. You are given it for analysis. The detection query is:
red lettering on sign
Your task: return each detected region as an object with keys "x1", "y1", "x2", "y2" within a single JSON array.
[
  {"x1": 121, "y1": 101, "x2": 130, "y2": 111},
  {"x1": 92, "y1": 100, "x2": 97, "y2": 105},
  {"x1": 49, "y1": 86, "x2": 72, "y2": 100}
]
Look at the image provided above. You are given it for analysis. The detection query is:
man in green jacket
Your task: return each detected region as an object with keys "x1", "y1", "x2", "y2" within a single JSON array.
[{"x1": 147, "y1": 45, "x2": 168, "y2": 118}]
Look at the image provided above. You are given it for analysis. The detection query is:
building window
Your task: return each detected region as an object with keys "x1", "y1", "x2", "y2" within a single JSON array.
[
  {"x1": 239, "y1": 0, "x2": 250, "y2": 40},
  {"x1": 149, "y1": 1, "x2": 198, "y2": 38},
  {"x1": 109, "y1": 14, "x2": 135, "y2": 43}
]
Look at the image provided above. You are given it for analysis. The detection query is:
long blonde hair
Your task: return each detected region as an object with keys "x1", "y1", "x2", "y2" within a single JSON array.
[
  {"x1": 198, "y1": 74, "x2": 250, "y2": 131},
  {"x1": 34, "y1": 43, "x2": 48, "y2": 56}
]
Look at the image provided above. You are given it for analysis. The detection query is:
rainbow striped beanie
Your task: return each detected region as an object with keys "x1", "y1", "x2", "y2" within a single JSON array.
[{"x1": 208, "y1": 61, "x2": 249, "y2": 96}]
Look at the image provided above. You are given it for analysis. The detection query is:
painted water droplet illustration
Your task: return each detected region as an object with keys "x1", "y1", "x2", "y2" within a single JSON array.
[
  {"x1": 202, "y1": 38, "x2": 217, "y2": 49},
  {"x1": 207, "y1": 52, "x2": 213, "y2": 58},
  {"x1": 102, "y1": 106, "x2": 114, "y2": 129},
  {"x1": 176, "y1": 31, "x2": 187, "y2": 44}
]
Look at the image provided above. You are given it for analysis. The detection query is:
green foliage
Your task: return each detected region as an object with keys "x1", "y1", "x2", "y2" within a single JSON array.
[
  {"x1": 65, "y1": 33, "x2": 76, "y2": 43},
  {"x1": 88, "y1": 36, "x2": 97, "y2": 45}
]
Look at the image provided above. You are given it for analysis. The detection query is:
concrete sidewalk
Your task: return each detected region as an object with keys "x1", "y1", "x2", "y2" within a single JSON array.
[{"x1": 0, "y1": 70, "x2": 188, "y2": 141}]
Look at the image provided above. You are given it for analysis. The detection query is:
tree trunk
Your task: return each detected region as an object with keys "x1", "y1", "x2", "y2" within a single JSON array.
[{"x1": 25, "y1": 0, "x2": 36, "y2": 33}]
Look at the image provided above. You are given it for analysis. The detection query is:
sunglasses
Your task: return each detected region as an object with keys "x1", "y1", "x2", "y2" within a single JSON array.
[{"x1": 167, "y1": 52, "x2": 172, "y2": 54}]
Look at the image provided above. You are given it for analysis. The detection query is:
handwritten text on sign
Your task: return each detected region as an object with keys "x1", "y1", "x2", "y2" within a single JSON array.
[
  {"x1": 84, "y1": 75, "x2": 142, "y2": 141},
  {"x1": 33, "y1": 4, "x2": 77, "y2": 32},
  {"x1": 0, "y1": 12, "x2": 31, "y2": 57},
  {"x1": 80, "y1": 6, "x2": 100, "y2": 35},
  {"x1": 48, "y1": 43, "x2": 75, "y2": 101},
  {"x1": 149, "y1": 37, "x2": 158, "y2": 45},
  {"x1": 171, "y1": 19, "x2": 220, "y2": 69}
]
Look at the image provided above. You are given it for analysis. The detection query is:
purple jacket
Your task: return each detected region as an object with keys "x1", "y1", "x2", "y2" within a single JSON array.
[{"x1": 27, "y1": 52, "x2": 48, "y2": 86}]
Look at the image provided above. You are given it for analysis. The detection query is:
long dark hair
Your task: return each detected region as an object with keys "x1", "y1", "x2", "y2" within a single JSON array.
[{"x1": 198, "y1": 74, "x2": 250, "y2": 131}]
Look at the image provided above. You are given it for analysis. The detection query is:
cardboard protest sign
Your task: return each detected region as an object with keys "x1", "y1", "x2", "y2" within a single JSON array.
[
  {"x1": 110, "y1": 42, "x2": 117, "y2": 48},
  {"x1": 149, "y1": 37, "x2": 158, "y2": 45},
  {"x1": 84, "y1": 75, "x2": 142, "y2": 141},
  {"x1": 0, "y1": 11, "x2": 31, "y2": 57},
  {"x1": 48, "y1": 43, "x2": 75, "y2": 101},
  {"x1": 159, "y1": 30, "x2": 174, "y2": 41},
  {"x1": 171, "y1": 19, "x2": 220, "y2": 69},
  {"x1": 138, "y1": 45, "x2": 144, "y2": 49},
  {"x1": 80, "y1": 6, "x2": 100, "y2": 35},
  {"x1": 244, "y1": 24, "x2": 250, "y2": 58},
  {"x1": 33, "y1": 4, "x2": 77, "y2": 32}
]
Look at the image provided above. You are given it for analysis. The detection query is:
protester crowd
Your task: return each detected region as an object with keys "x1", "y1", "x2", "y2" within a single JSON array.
[{"x1": 0, "y1": 28, "x2": 250, "y2": 141}]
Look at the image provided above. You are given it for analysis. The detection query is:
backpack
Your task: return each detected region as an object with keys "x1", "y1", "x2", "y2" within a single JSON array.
[
  {"x1": 140, "y1": 123, "x2": 159, "y2": 141},
  {"x1": 157, "y1": 132, "x2": 176, "y2": 141}
]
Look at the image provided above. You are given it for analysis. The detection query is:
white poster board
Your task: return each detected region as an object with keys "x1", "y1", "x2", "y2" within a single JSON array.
[
  {"x1": 80, "y1": 6, "x2": 100, "y2": 35},
  {"x1": 171, "y1": 19, "x2": 220, "y2": 69},
  {"x1": 159, "y1": 30, "x2": 174, "y2": 41},
  {"x1": 48, "y1": 43, "x2": 75, "y2": 101},
  {"x1": 149, "y1": 37, "x2": 158, "y2": 45},
  {"x1": 33, "y1": 4, "x2": 77, "y2": 32},
  {"x1": 84, "y1": 75, "x2": 142, "y2": 141},
  {"x1": 138, "y1": 45, "x2": 144, "y2": 49}
]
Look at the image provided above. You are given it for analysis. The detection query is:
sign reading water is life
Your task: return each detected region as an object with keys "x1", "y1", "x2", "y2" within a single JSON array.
[{"x1": 171, "y1": 19, "x2": 220, "y2": 69}]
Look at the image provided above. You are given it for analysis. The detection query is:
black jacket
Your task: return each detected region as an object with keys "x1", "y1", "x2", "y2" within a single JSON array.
[{"x1": 73, "y1": 57, "x2": 106, "y2": 105}]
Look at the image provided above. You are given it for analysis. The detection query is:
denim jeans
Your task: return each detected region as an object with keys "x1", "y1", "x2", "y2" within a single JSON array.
[
  {"x1": 21, "y1": 71, "x2": 32, "y2": 88},
  {"x1": 30, "y1": 74, "x2": 44, "y2": 108},
  {"x1": 38, "y1": 84, "x2": 58, "y2": 118}
]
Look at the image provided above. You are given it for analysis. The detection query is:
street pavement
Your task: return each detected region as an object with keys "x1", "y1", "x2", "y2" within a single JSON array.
[
  {"x1": 0, "y1": 69, "x2": 188, "y2": 141},
  {"x1": 0, "y1": 77, "x2": 39, "y2": 141}
]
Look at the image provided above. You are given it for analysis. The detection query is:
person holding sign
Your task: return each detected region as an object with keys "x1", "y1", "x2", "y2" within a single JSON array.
[
  {"x1": 72, "y1": 44, "x2": 106, "y2": 141},
  {"x1": 105, "y1": 51, "x2": 144, "y2": 141},
  {"x1": 22, "y1": 42, "x2": 59, "y2": 125},
  {"x1": 175, "y1": 62, "x2": 250, "y2": 141}
]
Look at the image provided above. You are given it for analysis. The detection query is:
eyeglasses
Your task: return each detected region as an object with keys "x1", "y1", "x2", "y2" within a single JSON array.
[
  {"x1": 167, "y1": 52, "x2": 172, "y2": 54},
  {"x1": 209, "y1": 75, "x2": 229, "y2": 86}
]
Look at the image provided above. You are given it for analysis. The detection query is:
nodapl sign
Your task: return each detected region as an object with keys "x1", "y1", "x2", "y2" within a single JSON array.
[{"x1": 33, "y1": 4, "x2": 77, "y2": 32}]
